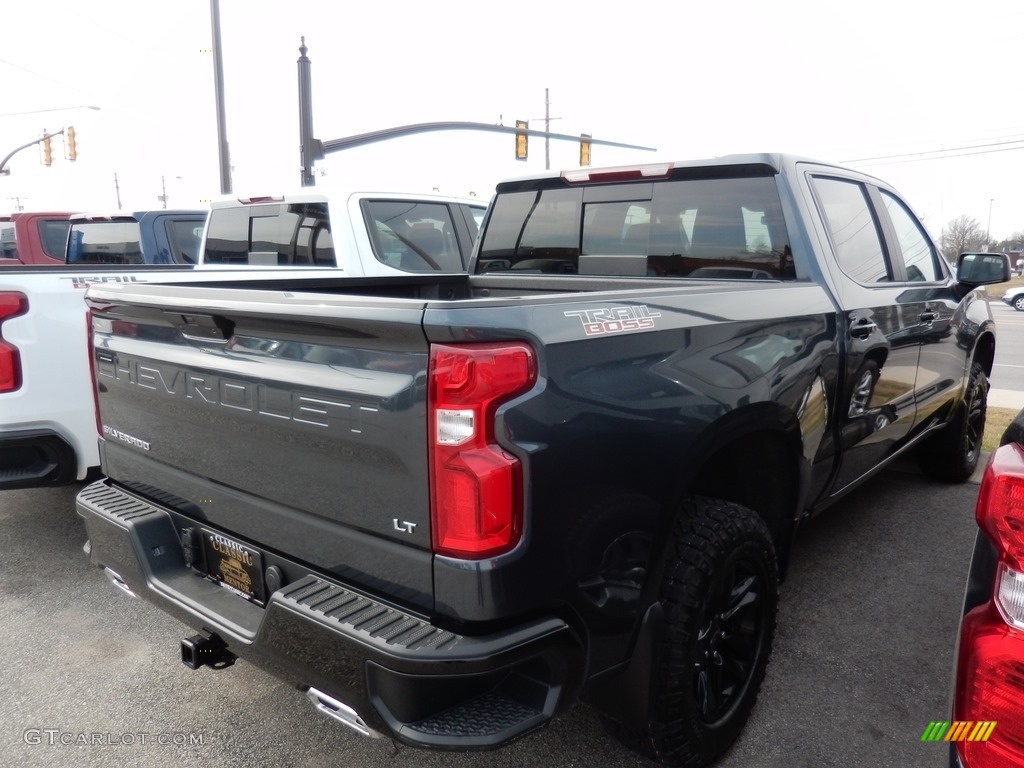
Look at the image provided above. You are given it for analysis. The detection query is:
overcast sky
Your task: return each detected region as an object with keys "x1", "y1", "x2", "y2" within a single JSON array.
[{"x1": 3, "y1": 0, "x2": 1023, "y2": 243}]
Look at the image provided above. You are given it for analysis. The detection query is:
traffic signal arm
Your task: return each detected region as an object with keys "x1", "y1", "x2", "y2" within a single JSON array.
[{"x1": 0, "y1": 128, "x2": 65, "y2": 176}]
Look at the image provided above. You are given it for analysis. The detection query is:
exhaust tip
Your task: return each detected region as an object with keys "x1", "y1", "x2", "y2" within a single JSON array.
[
  {"x1": 102, "y1": 567, "x2": 136, "y2": 597},
  {"x1": 305, "y1": 687, "x2": 381, "y2": 739}
]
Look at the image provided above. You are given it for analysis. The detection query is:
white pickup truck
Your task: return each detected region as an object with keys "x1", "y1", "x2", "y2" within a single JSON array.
[
  {"x1": 0, "y1": 190, "x2": 486, "y2": 491},
  {"x1": 197, "y1": 189, "x2": 485, "y2": 273}
]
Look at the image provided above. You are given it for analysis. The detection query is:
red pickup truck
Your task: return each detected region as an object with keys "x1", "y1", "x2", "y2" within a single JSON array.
[{"x1": 0, "y1": 212, "x2": 73, "y2": 266}]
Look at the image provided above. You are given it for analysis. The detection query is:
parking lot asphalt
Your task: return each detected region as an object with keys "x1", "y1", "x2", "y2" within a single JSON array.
[{"x1": 0, "y1": 463, "x2": 975, "y2": 768}]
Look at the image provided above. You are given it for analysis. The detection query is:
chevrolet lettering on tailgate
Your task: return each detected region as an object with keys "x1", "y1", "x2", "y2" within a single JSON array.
[{"x1": 95, "y1": 354, "x2": 375, "y2": 432}]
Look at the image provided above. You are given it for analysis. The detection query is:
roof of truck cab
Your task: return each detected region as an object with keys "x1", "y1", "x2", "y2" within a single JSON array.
[
  {"x1": 492, "y1": 153, "x2": 889, "y2": 188},
  {"x1": 1, "y1": 211, "x2": 74, "y2": 220},
  {"x1": 69, "y1": 210, "x2": 206, "y2": 221},
  {"x1": 207, "y1": 189, "x2": 485, "y2": 210}
]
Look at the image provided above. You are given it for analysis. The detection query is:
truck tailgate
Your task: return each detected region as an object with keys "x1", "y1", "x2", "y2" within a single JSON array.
[{"x1": 88, "y1": 283, "x2": 434, "y2": 609}]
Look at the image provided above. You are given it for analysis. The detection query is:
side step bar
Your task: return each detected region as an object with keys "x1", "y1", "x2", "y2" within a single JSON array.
[{"x1": 306, "y1": 688, "x2": 382, "y2": 739}]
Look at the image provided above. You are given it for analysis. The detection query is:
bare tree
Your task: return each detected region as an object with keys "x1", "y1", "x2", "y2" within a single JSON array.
[
  {"x1": 941, "y1": 215, "x2": 987, "y2": 261},
  {"x1": 993, "y1": 230, "x2": 1024, "y2": 253}
]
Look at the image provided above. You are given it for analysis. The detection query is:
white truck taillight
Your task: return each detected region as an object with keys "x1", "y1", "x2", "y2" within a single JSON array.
[
  {"x1": 0, "y1": 292, "x2": 28, "y2": 393},
  {"x1": 428, "y1": 342, "x2": 536, "y2": 558},
  {"x1": 954, "y1": 443, "x2": 1024, "y2": 768},
  {"x1": 86, "y1": 307, "x2": 103, "y2": 437}
]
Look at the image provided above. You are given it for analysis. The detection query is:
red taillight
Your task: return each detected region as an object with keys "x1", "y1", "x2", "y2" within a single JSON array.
[
  {"x1": 976, "y1": 444, "x2": 1024, "y2": 573},
  {"x1": 428, "y1": 342, "x2": 536, "y2": 558},
  {"x1": 954, "y1": 607, "x2": 1024, "y2": 767},
  {"x1": 0, "y1": 292, "x2": 28, "y2": 393},
  {"x1": 954, "y1": 443, "x2": 1024, "y2": 766}
]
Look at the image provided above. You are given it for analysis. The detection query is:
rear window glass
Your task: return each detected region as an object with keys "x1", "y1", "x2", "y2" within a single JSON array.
[
  {"x1": 476, "y1": 176, "x2": 793, "y2": 279},
  {"x1": 203, "y1": 203, "x2": 335, "y2": 266},
  {"x1": 67, "y1": 221, "x2": 144, "y2": 264},
  {"x1": 363, "y1": 200, "x2": 464, "y2": 272}
]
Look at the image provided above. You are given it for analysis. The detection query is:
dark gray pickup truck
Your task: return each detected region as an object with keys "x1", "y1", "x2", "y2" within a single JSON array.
[{"x1": 77, "y1": 154, "x2": 1009, "y2": 767}]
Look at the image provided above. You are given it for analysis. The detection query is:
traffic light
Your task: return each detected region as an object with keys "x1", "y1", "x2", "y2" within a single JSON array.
[
  {"x1": 579, "y1": 134, "x2": 592, "y2": 167},
  {"x1": 515, "y1": 120, "x2": 528, "y2": 161},
  {"x1": 41, "y1": 135, "x2": 53, "y2": 166},
  {"x1": 66, "y1": 126, "x2": 77, "y2": 161}
]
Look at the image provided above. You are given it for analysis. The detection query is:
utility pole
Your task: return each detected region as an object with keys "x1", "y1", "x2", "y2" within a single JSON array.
[
  {"x1": 987, "y1": 198, "x2": 994, "y2": 246},
  {"x1": 159, "y1": 176, "x2": 168, "y2": 209},
  {"x1": 113, "y1": 173, "x2": 122, "y2": 211},
  {"x1": 538, "y1": 88, "x2": 562, "y2": 171},
  {"x1": 210, "y1": 0, "x2": 232, "y2": 194},
  {"x1": 7, "y1": 197, "x2": 26, "y2": 211},
  {"x1": 545, "y1": 88, "x2": 551, "y2": 170}
]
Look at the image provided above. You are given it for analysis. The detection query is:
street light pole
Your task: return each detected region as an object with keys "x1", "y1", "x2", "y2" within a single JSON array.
[{"x1": 297, "y1": 37, "x2": 321, "y2": 187}]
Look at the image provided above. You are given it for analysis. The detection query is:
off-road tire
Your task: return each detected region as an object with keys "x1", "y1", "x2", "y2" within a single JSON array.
[
  {"x1": 608, "y1": 497, "x2": 779, "y2": 767},
  {"x1": 919, "y1": 361, "x2": 988, "y2": 483}
]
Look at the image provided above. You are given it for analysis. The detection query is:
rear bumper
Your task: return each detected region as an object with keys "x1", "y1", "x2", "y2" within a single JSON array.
[
  {"x1": 0, "y1": 429, "x2": 79, "y2": 490},
  {"x1": 76, "y1": 480, "x2": 584, "y2": 749}
]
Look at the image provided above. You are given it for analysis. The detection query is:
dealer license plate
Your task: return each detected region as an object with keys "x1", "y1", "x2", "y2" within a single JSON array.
[{"x1": 201, "y1": 529, "x2": 265, "y2": 604}]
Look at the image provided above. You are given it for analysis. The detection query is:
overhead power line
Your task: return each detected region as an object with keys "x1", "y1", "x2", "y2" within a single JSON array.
[
  {"x1": 0, "y1": 57, "x2": 80, "y2": 94},
  {"x1": 843, "y1": 137, "x2": 1024, "y2": 166}
]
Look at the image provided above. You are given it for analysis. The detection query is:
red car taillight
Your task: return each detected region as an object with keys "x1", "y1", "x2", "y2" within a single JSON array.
[
  {"x1": 0, "y1": 292, "x2": 28, "y2": 393},
  {"x1": 954, "y1": 443, "x2": 1024, "y2": 767},
  {"x1": 428, "y1": 342, "x2": 536, "y2": 558}
]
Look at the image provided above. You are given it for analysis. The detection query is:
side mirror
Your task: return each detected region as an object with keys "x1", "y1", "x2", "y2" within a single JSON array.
[{"x1": 957, "y1": 252, "x2": 1011, "y2": 286}]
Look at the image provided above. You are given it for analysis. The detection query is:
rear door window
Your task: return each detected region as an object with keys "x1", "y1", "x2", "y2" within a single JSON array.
[{"x1": 811, "y1": 177, "x2": 890, "y2": 284}]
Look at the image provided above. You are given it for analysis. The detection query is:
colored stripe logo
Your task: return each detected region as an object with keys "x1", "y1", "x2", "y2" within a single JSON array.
[{"x1": 921, "y1": 721, "x2": 997, "y2": 742}]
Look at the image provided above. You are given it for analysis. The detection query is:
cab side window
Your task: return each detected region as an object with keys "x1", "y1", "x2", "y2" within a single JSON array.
[
  {"x1": 363, "y1": 200, "x2": 463, "y2": 272},
  {"x1": 880, "y1": 191, "x2": 941, "y2": 282},
  {"x1": 37, "y1": 220, "x2": 71, "y2": 260}
]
